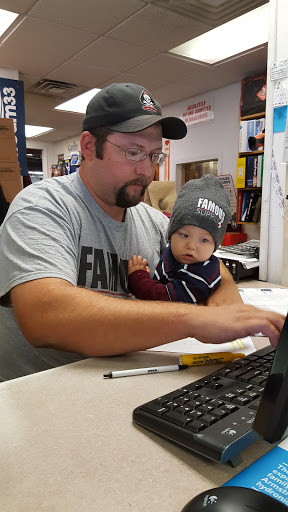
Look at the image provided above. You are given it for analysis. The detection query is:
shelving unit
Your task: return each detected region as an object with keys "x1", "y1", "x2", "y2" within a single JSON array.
[{"x1": 236, "y1": 110, "x2": 265, "y2": 225}]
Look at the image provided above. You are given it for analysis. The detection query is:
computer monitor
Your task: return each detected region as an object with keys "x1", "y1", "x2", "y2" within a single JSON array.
[{"x1": 253, "y1": 313, "x2": 288, "y2": 444}]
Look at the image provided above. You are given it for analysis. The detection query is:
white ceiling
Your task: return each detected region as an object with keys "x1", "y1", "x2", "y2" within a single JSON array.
[{"x1": 0, "y1": 0, "x2": 269, "y2": 143}]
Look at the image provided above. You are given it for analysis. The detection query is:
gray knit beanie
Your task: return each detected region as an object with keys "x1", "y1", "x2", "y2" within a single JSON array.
[{"x1": 167, "y1": 175, "x2": 231, "y2": 249}]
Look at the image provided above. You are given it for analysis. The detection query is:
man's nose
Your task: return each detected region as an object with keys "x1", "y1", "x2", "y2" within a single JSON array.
[{"x1": 134, "y1": 157, "x2": 155, "y2": 176}]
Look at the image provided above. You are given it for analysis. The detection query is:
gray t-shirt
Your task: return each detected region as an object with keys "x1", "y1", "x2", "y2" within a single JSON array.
[{"x1": 0, "y1": 172, "x2": 168, "y2": 381}]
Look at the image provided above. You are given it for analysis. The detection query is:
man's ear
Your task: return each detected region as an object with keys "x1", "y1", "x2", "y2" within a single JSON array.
[{"x1": 80, "y1": 131, "x2": 95, "y2": 161}]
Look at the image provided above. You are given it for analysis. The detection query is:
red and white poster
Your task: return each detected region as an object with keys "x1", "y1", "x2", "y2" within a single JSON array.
[{"x1": 181, "y1": 97, "x2": 214, "y2": 127}]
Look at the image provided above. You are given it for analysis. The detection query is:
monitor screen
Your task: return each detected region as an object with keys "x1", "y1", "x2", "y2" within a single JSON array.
[{"x1": 253, "y1": 314, "x2": 288, "y2": 444}]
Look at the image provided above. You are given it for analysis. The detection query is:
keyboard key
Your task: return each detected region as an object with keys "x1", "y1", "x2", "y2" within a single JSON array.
[
  {"x1": 232, "y1": 396, "x2": 251, "y2": 406},
  {"x1": 186, "y1": 420, "x2": 207, "y2": 433},
  {"x1": 221, "y1": 404, "x2": 239, "y2": 414},
  {"x1": 200, "y1": 414, "x2": 217, "y2": 426},
  {"x1": 185, "y1": 411, "x2": 203, "y2": 421},
  {"x1": 197, "y1": 404, "x2": 215, "y2": 414},
  {"x1": 219, "y1": 392, "x2": 237, "y2": 402},
  {"x1": 212, "y1": 408, "x2": 228, "y2": 420},
  {"x1": 206, "y1": 382, "x2": 223, "y2": 390},
  {"x1": 142, "y1": 402, "x2": 170, "y2": 416},
  {"x1": 249, "y1": 376, "x2": 267, "y2": 385}
]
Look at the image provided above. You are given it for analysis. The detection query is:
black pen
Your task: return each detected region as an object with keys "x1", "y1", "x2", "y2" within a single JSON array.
[{"x1": 103, "y1": 364, "x2": 188, "y2": 379}]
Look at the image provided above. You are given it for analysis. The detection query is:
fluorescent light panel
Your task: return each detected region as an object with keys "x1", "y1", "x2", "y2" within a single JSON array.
[
  {"x1": 54, "y1": 88, "x2": 101, "y2": 114},
  {"x1": 0, "y1": 9, "x2": 19, "y2": 37},
  {"x1": 25, "y1": 125, "x2": 54, "y2": 138},
  {"x1": 170, "y1": 4, "x2": 269, "y2": 64}
]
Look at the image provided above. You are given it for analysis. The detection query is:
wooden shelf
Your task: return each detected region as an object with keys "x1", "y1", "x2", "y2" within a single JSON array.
[
  {"x1": 239, "y1": 150, "x2": 264, "y2": 156},
  {"x1": 237, "y1": 187, "x2": 261, "y2": 192},
  {"x1": 237, "y1": 221, "x2": 260, "y2": 225},
  {"x1": 240, "y1": 112, "x2": 265, "y2": 120}
]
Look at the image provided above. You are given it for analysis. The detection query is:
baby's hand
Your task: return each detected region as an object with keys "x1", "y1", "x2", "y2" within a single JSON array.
[{"x1": 128, "y1": 255, "x2": 150, "y2": 275}]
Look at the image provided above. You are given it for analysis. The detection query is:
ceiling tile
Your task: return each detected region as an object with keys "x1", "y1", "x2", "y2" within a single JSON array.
[
  {"x1": 24, "y1": 93, "x2": 84, "y2": 131},
  {"x1": 99, "y1": 73, "x2": 167, "y2": 95},
  {"x1": 129, "y1": 54, "x2": 207, "y2": 83},
  {"x1": 0, "y1": 44, "x2": 65, "y2": 76},
  {"x1": 72, "y1": 37, "x2": 159, "y2": 72},
  {"x1": 3, "y1": 17, "x2": 96, "y2": 61},
  {"x1": 19, "y1": 73, "x2": 42, "y2": 92},
  {"x1": 154, "y1": 46, "x2": 267, "y2": 106},
  {"x1": 47, "y1": 61, "x2": 118, "y2": 88},
  {"x1": 29, "y1": 0, "x2": 146, "y2": 34},
  {"x1": 214, "y1": 45, "x2": 268, "y2": 80},
  {"x1": 0, "y1": 0, "x2": 35, "y2": 14},
  {"x1": 106, "y1": 4, "x2": 211, "y2": 52}
]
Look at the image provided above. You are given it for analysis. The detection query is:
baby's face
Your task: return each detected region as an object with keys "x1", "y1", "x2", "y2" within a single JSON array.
[{"x1": 170, "y1": 225, "x2": 215, "y2": 265}]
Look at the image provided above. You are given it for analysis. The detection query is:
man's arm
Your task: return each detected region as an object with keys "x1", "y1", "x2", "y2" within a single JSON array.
[
  {"x1": 11, "y1": 277, "x2": 284, "y2": 354},
  {"x1": 205, "y1": 260, "x2": 243, "y2": 306}
]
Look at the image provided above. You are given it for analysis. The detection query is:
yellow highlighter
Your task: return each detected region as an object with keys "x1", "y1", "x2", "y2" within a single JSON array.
[{"x1": 179, "y1": 352, "x2": 245, "y2": 366}]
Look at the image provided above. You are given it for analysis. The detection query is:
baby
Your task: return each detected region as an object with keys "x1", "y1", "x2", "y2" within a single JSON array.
[{"x1": 128, "y1": 175, "x2": 231, "y2": 304}]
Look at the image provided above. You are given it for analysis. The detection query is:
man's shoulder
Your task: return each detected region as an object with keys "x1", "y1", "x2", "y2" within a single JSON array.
[
  {"x1": 8, "y1": 174, "x2": 77, "y2": 211},
  {"x1": 133, "y1": 202, "x2": 169, "y2": 225}
]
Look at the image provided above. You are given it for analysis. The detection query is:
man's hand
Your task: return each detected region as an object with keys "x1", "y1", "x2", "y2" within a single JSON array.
[
  {"x1": 191, "y1": 304, "x2": 285, "y2": 348},
  {"x1": 128, "y1": 255, "x2": 150, "y2": 276}
]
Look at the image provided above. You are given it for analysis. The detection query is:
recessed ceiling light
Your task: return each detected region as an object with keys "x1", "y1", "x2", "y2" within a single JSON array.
[
  {"x1": 25, "y1": 125, "x2": 54, "y2": 138},
  {"x1": 54, "y1": 88, "x2": 101, "y2": 114},
  {"x1": 169, "y1": 4, "x2": 269, "y2": 64},
  {"x1": 0, "y1": 9, "x2": 19, "y2": 37}
]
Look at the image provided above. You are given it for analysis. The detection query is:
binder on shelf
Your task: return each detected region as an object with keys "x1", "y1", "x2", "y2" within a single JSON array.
[
  {"x1": 245, "y1": 156, "x2": 255, "y2": 187},
  {"x1": 246, "y1": 192, "x2": 260, "y2": 222},
  {"x1": 253, "y1": 156, "x2": 258, "y2": 187},
  {"x1": 240, "y1": 191, "x2": 251, "y2": 221},
  {"x1": 253, "y1": 195, "x2": 262, "y2": 223},
  {"x1": 257, "y1": 154, "x2": 263, "y2": 187},
  {"x1": 236, "y1": 157, "x2": 246, "y2": 188},
  {"x1": 237, "y1": 190, "x2": 244, "y2": 222}
]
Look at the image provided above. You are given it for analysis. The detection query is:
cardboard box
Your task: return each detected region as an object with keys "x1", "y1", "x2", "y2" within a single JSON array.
[
  {"x1": 143, "y1": 181, "x2": 177, "y2": 214},
  {"x1": 0, "y1": 118, "x2": 22, "y2": 203},
  {"x1": 0, "y1": 118, "x2": 18, "y2": 162},
  {"x1": 0, "y1": 162, "x2": 22, "y2": 203}
]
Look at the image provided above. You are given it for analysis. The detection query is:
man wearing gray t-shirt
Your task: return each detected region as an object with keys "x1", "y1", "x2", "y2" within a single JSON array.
[{"x1": 0, "y1": 83, "x2": 284, "y2": 381}]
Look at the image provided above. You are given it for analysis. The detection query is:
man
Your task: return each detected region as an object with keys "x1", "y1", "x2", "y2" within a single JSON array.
[{"x1": 0, "y1": 83, "x2": 284, "y2": 381}]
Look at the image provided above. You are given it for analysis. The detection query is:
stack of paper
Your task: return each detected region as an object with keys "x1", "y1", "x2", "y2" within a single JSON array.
[
  {"x1": 149, "y1": 336, "x2": 255, "y2": 356},
  {"x1": 239, "y1": 287, "x2": 288, "y2": 316}
]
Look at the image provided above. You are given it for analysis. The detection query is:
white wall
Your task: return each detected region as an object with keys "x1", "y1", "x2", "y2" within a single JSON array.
[
  {"x1": 162, "y1": 82, "x2": 241, "y2": 184},
  {"x1": 259, "y1": 0, "x2": 288, "y2": 284},
  {"x1": 0, "y1": 68, "x2": 19, "y2": 80}
]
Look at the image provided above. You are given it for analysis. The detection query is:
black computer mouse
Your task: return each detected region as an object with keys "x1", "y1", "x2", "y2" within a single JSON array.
[{"x1": 180, "y1": 486, "x2": 288, "y2": 511}]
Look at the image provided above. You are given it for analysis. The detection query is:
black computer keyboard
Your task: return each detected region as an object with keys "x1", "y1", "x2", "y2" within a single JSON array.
[
  {"x1": 133, "y1": 345, "x2": 275, "y2": 467},
  {"x1": 218, "y1": 240, "x2": 260, "y2": 259}
]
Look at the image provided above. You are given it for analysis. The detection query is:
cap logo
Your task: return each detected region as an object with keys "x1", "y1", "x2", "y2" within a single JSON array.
[
  {"x1": 140, "y1": 90, "x2": 157, "y2": 112},
  {"x1": 196, "y1": 198, "x2": 226, "y2": 228}
]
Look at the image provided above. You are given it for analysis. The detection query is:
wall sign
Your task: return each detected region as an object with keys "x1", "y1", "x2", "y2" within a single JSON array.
[
  {"x1": 0, "y1": 78, "x2": 28, "y2": 176},
  {"x1": 181, "y1": 97, "x2": 214, "y2": 127},
  {"x1": 64, "y1": 138, "x2": 80, "y2": 160}
]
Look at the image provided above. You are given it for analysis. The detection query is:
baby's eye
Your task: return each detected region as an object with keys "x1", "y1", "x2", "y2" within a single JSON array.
[
  {"x1": 200, "y1": 238, "x2": 209, "y2": 243},
  {"x1": 180, "y1": 233, "x2": 188, "y2": 238}
]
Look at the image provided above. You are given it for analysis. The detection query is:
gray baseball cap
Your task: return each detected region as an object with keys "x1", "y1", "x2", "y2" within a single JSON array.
[{"x1": 82, "y1": 83, "x2": 187, "y2": 140}]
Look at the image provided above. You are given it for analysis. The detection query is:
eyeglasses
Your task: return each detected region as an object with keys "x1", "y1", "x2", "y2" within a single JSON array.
[{"x1": 104, "y1": 139, "x2": 167, "y2": 165}]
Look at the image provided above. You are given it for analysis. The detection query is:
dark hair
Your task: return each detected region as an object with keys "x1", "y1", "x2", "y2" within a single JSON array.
[{"x1": 88, "y1": 127, "x2": 114, "y2": 160}]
